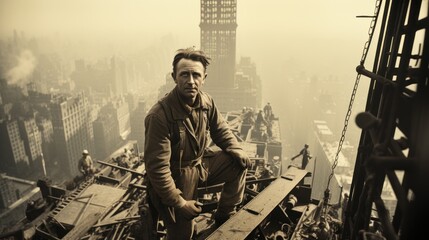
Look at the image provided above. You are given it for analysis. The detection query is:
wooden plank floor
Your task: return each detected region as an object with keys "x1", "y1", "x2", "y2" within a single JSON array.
[
  {"x1": 205, "y1": 167, "x2": 308, "y2": 240},
  {"x1": 55, "y1": 184, "x2": 126, "y2": 226}
]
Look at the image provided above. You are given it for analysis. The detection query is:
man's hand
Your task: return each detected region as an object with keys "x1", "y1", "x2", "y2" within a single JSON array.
[
  {"x1": 228, "y1": 149, "x2": 251, "y2": 170},
  {"x1": 177, "y1": 200, "x2": 203, "y2": 220}
]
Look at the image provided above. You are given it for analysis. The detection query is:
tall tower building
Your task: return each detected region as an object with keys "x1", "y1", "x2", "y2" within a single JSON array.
[
  {"x1": 200, "y1": 0, "x2": 237, "y2": 90},
  {"x1": 50, "y1": 93, "x2": 94, "y2": 178}
]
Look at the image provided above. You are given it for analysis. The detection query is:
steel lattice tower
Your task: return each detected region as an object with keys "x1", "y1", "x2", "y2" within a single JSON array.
[{"x1": 200, "y1": 0, "x2": 237, "y2": 90}]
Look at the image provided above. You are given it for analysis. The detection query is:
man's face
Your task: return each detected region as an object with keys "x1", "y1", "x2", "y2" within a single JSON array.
[{"x1": 173, "y1": 58, "x2": 206, "y2": 104}]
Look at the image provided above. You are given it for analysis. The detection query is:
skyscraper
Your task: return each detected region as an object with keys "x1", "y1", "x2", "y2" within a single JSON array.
[
  {"x1": 199, "y1": 0, "x2": 261, "y2": 111},
  {"x1": 50, "y1": 93, "x2": 94, "y2": 178},
  {"x1": 200, "y1": 0, "x2": 237, "y2": 90}
]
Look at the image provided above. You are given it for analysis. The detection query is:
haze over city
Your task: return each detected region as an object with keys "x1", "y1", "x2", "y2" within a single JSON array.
[
  {"x1": 1, "y1": 0, "x2": 376, "y2": 145},
  {"x1": 1, "y1": 0, "x2": 375, "y2": 87}
]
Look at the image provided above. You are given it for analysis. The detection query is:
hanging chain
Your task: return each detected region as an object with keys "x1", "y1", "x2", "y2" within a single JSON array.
[{"x1": 324, "y1": 0, "x2": 382, "y2": 202}]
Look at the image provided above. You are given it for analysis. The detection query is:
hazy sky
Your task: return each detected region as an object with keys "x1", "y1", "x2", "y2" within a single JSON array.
[
  {"x1": 0, "y1": 0, "x2": 384, "y2": 160},
  {"x1": 1, "y1": 0, "x2": 377, "y2": 106},
  {"x1": 0, "y1": 1, "x2": 376, "y2": 58}
]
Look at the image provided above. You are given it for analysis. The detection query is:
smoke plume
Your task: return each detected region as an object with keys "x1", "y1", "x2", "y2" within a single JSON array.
[{"x1": 6, "y1": 49, "x2": 36, "y2": 87}]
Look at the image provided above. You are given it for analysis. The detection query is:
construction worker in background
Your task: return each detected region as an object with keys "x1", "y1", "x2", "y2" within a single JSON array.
[
  {"x1": 242, "y1": 108, "x2": 255, "y2": 125},
  {"x1": 263, "y1": 102, "x2": 273, "y2": 120},
  {"x1": 291, "y1": 144, "x2": 313, "y2": 170},
  {"x1": 255, "y1": 110, "x2": 268, "y2": 130},
  {"x1": 78, "y1": 149, "x2": 95, "y2": 177},
  {"x1": 124, "y1": 148, "x2": 132, "y2": 159}
]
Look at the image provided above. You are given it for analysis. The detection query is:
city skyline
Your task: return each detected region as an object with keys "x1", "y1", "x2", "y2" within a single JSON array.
[
  {"x1": 0, "y1": 0, "x2": 377, "y2": 178},
  {"x1": 1, "y1": 0, "x2": 376, "y2": 88},
  {"x1": 1, "y1": 1, "x2": 377, "y2": 137}
]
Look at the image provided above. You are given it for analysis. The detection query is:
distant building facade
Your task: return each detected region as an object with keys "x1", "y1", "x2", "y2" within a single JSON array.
[
  {"x1": 0, "y1": 120, "x2": 31, "y2": 178},
  {"x1": 235, "y1": 57, "x2": 262, "y2": 109},
  {"x1": 50, "y1": 93, "x2": 94, "y2": 178},
  {"x1": 130, "y1": 99, "x2": 147, "y2": 152},
  {"x1": 93, "y1": 110, "x2": 121, "y2": 160},
  {"x1": 158, "y1": 73, "x2": 175, "y2": 100},
  {"x1": 105, "y1": 96, "x2": 131, "y2": 140},
  {"x1": 19, "y1": 118, "x2": 43, "y2": 174},
  {"x1": 38, "y1": 118, "x2": 55, "y2": 173},
  {"x1": 71, "y1": 56, "x2": 138, "y2": 99}
]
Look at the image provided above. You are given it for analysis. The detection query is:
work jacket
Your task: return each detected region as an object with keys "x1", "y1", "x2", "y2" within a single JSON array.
[
  {"x1": 144, "y1": 86, "x2": 242, "y2": 209},
  {"x1": 79, "y1": 155, "x2": 93, "y2": 172}
]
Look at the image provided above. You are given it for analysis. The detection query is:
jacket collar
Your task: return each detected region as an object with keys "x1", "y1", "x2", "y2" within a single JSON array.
[{"x1": 164, "y1": 86, "x2": 209, "y2": 120}]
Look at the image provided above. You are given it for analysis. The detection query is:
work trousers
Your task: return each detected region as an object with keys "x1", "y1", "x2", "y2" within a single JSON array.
[
  {"x1": 156, "y1": 150, "x2": 247, "y2": 240},
  {"x1": 302, "y1": 158, "x2": 309, "y2": 170}
]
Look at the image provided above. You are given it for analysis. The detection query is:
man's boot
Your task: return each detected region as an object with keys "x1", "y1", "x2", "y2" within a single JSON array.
[{"x1": 213, "y1": 209, "x2": 236, "y2": 227}]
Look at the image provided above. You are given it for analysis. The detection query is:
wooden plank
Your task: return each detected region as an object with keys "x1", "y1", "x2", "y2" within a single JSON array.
[
  {"x1": 74, "y1": 194, "x2": 95, "y2": 225},
  {"x1": 62, "y1": 212, "x2": 102, "y2": 240},
  {"x1": 205, "y1": 167, "x2": 308, "y2": 240},
  {"x1": 55, "y1": 184, "x2": 125, "y2": 226}
]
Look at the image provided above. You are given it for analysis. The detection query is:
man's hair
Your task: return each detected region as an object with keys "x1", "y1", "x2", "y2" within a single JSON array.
[{"x1": 172, "y1": 47, "x2": 211, "y2": 77}]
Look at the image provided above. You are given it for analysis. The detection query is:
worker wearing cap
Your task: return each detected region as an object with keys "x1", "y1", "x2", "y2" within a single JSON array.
[{"x1": 78, "y1": 149, "x2": 95, "y2": 177}]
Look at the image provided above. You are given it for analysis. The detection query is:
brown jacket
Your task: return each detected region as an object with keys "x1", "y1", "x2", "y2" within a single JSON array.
[{"x1": 144, "y1": 87, "x2": 242, "y2": 208}]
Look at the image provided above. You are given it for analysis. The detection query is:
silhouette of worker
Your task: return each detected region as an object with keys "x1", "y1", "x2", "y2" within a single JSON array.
[
  {"x1": 263, "y1": 102, "x2": 273, "y2": 120},
  {"x1": 291, "y1": 144, "x2": 312, "y2": 170},
  {"x1": 255, "y1": 110, "x2": 267, "y2": 130}
]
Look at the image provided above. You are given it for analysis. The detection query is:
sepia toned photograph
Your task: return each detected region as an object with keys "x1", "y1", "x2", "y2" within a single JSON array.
[{"x1": 0, "y1": 1, "x2": 427, "y2": 239}]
